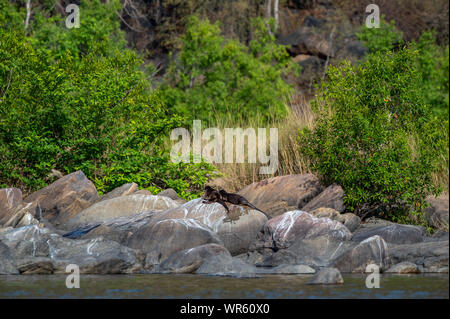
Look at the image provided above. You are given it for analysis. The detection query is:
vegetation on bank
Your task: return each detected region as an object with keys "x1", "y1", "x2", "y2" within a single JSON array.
[{"x1": 0, "y1": 0, "x2": 448, "y2": 225}]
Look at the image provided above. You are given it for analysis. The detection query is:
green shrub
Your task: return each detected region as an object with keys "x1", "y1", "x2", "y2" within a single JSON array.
[
  {"x1": 161, "y1": 16, "x2": 298, "y2": 125},
  {"x1": 299, "y1": 47, "x2": 446, "y2": 223},
  {"x1": 0, "y1": 22, "x2": 215, "y2": 198},
  {"x1": 356, "y1": 15, "x2": 403, "y2": 53}
]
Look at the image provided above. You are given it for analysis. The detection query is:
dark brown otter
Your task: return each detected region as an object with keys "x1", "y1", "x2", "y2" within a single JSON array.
[
  {"x1": 202, "y1": 186, "x2": 230, "y2": 213},
  {"x1": 218, "y1": 189, "x2": 270, "y2": 219}
]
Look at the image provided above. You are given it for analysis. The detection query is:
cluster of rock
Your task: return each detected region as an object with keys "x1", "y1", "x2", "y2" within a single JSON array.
[{"x1": 1, "y1": 171, "x2": 448, "y2": 283}]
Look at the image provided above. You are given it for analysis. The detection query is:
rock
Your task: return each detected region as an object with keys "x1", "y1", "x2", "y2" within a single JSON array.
[
  {"x1": 302, "y1": 184, "x2": 345, "y2": 213},
  {"x1": 65, "y1": 194, "x2": 179, "y2": 229},
  {"x1": 47, "y1": 235, "x2": 142, "y2": 274},
  {"x1": 156, "y1": 244, "x2": 231, "y2": 274},
  {"x1": 23, "y1": 170, "x2": 99, "y2": 227},
  {"x1": 251, "y1": 210, "x2": 352, "y2": 251},
  {"x1": 238, "y1": 174, "x2": 323, "y2": 217},
  {"x1": 331, "y1": 235, "x2": 389, "y2": 273},
  {"x1": 97, "y1": 183, "x2": 139, "y2": 202},
  {"x1": 0, "y1": 240, "x2": 19, "y2": 274},
  {"x1": 0, "y1": 224, "x2": 142, "y2": 274},
  {"x1": 235, "y1": 251, "x2": 265, "y2": 265},
  {"x1": 388, "y1": 240, "x2": 449, "y2": 273},
  {"x1": 257, "y1": 237, "x2": 353, "y2": 268},
  {"x1": 150, "y1": 198, "x2": 268, "y2": 255},
  {"x1": 341, "y1": 213, "x2": 361, "y2": 232},
  {"x1": 385, "y1": 262, "x2": 421, "y2": 274},
  {"x1": 196, "y1": 254, "x2": 258, "y2": 277},
  {"x1": 0, "y1": 188, "x2": 24, "y2": 225},
  {"x1": 0, "y1": 225, "x2": 52, "y2": 259},
  {"x1": 306, "y1": 267, "x2": 344, "y2": 285},
  {"x1": 352, "y1": 224, "x2": 424, "y2": 245},
  {"x1": 126, "y1": 218, "x2": 223, "y2": 267},
  {"x1": 16, "y1": 257, "x2": 54, "y2": 275},
  {"x1": 277, "y1": 27, "x2": 333, "y2": 58},
  {"x1": 157, "y1": 188, "x2": 187, "y2": 205},
  {"x1": 133, "y1": 189, "x2": 153, "y2": 196},
  {"x1": 257, "y1": 264, "x2": 316, "y2": 274},
  {"x1": 1, "y1": 202, "x2": 40, "y2": 228},
  {"x1": 424, "y1": 193, "x2": 449, "y2": 229},
  {"x1": 308, "y1": 208, "x2": 360, "y2": 232}
]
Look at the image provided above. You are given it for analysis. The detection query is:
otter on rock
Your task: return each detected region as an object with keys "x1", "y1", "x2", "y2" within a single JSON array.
[
  {"x1": 202, "y1": 186, "x2": 230, "y2": 213},
  {"x1": 218, "y1": 189, "x2": 270, "y2": 219}
]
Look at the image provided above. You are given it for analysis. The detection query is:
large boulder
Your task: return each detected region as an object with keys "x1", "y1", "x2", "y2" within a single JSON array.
[
  {"x1": 352, "y1": 224, "x2": 425, "y2": 245},
  {"x1": 65, "y1": 194, "x2": 179, "y2": 229},
  {"x1": 388, "y1": 240, "x2": 448, "y2": 273},
  {"x1": 256, "y1": 264, "x2": 316, "y2": 275},
  {"x1": 424, "y1": 193, "x2": 449, "y2": 229},
  {"x1": 156, "y1": 243, "x2": 231, "y2": 274},
  {"x1": 385, "y1": 262, "x2": 421, "y2": 274},
  {"x1": 96, "y1": 183, "x2": 139, "y2": 202},
  {"x1": 126, "y1": 218, "x2": 223, "y2": 267},
  {"x1": 195, "y1": 254, "x2": 258, "y2": 277},
  {"x1": 149, "y1": 198, "x2": 268, "y2": 255},
  {"x1": 46, "y1": 235, "x2": 142, "y2": 274},
  {"x1": 255, "y1": 237, "x2": 353, "y2": 269},
  {"x1": 0, "y1": 224, "x2": 142, "y2": 274},
  {"x1": 0, "y1": 240, "x2": 19, "y2": 274},
  {"x1": 157, "y1": 188, "x2": 187, "y2": 205},
  {"x1": 251, "y1": 210, "x2": 352, "y2": 251},
  {"x1": 308, "y1": 207, "x2": 360, "y2": 232},
  {"x1": 330, "y1": 235, "x2": 390, "y2": 273},
  {"x1": 0, "y1": 188, "x2": 25, "y2": 226},
  {"x1": 302, "y1": 184, "x2": 345, "y2": 213},
  {"x1": 237, "y1": 174, "x2": 323, "y2": 217},
  {"x1": 23, "y1": 170, "x2": 99, "y2": 227}
]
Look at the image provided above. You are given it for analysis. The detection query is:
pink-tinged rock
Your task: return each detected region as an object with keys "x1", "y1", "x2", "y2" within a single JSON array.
[
  {"x1": 23, "y1": 171, "x2": 99, "y2": 227},
  {"x1": 237, "y1": 174, "x2": 323, "y2": 217}
]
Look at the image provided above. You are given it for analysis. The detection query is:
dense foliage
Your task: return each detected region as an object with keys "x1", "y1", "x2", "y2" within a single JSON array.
[
  {"x1": 300, "y1": 46, "x2": 447, "y2": 223},
  {"x1": 0, "y1": 0, "x2": 215, "y2": 198},
  {"x1": 161, "y1": 16, "x2": 298, "y2": 125}
]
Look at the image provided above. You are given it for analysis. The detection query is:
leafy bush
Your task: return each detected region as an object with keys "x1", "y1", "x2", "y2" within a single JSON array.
[
  {"x1": 299, "y1": 47, "x2": 446, "y2": 223},
  {"x1": 161, "y1": 16, "x2": 298, "y2": 125},
  {"x1": 356, "y1": 15, "x2": 403, "y2": 53},
  {"x1": 0, "y1": 11, "x2": 215, "y2": 198}
]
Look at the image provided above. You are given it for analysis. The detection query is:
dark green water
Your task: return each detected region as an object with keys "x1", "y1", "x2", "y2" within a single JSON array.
[{"x1": 0, "y1": 274, "x2": 448, "y2": 299}]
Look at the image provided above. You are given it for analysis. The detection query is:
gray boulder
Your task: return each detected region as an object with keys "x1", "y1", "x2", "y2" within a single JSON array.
[
  {"x1": 156, "y1": 243, "x2": 231, "y2": 274},
  {"x1": 388, "y1": 240, "x2": 449, "y2": 273},
  {"x1": 424, "y1": 193, "x2": 449, "y2": 230},
  {"x1": 302, "y1": 184, "x2": 345, "y2": 213},
  {"x1": 126, "y1": 218, "x2": 223, "y2": 267},
  {"x1": 306, "y1": 267, "x2": 344, "y2": 285},
  {"x1": 0, "y1": 240, "x2": 19, "y2": 274},
  {"x1": 195, "y1": 254, "x2": 258, "y2": 277},
  {"x1": 352, "y1": 224, "x2": 424, "y2": 245},
  {"x1": 385, "y1": 262, "x2": 421, "y2": 274},
  {"x1": 97, "y1": 183, "x2": 139, "y2": 202},
  {"x1": 149, "y1": 198, "x2": 268, "y2": 255},
  {"x1": 65, "y1": 194, "x2": 179, "y2": 229},
  {"x1": 330, "y1": 235, "x2": 390, "y2": 273},
  {"x1": 251, "y1": 210, "x2": 352, "y2": 251}
]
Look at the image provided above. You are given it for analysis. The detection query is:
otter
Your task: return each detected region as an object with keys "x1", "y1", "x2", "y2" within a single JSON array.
[
  {"x1": 218, "y1": 189, "x2": 270, "y2": 219},
  {"x1": 202, "y1": 186, "x2": 230, "y2": 213}
]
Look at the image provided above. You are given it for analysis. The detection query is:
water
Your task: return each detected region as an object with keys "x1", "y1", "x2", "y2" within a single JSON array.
[{"x1": 0, "y1": 274, "x2": 448, "y2": 299}]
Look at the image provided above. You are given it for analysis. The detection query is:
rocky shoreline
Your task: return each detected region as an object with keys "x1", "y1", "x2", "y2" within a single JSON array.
[{"x1": 1, "y1": 171, "x2": 448, "y2": 282}]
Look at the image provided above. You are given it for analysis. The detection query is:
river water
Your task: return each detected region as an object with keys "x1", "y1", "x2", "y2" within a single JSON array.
[{"x1": 0, "y1": 274, "x2": 448, "y2": 299}]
